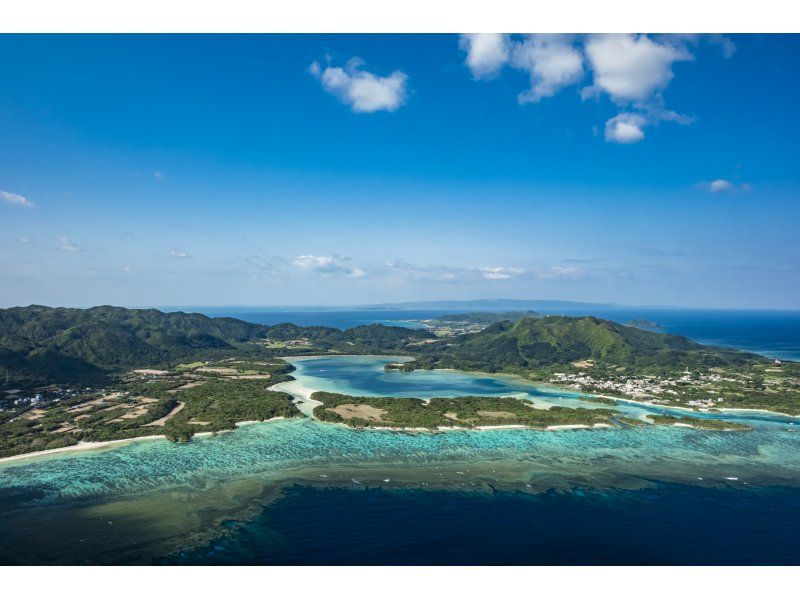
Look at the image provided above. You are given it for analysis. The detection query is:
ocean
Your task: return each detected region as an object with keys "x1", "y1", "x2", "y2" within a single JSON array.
[
  {"x1": 164, "y1": 483, "x2": 800, "y2": 566},
  {"x1": 2, "y1": 355, "x2": 800, "y2": 565}
]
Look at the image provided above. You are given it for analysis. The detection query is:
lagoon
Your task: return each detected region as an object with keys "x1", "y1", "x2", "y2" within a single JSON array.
[{"x1": 2, "y1": 355, "x2": 800, "y2": 564}]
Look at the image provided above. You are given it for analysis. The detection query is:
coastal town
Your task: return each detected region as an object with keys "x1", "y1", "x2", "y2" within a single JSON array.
[{"x1": 549, "y1": 359, "x2": 792, "y2": 411}]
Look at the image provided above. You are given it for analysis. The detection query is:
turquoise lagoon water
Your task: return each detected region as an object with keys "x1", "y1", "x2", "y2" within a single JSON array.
[{"x1": 2, "y1": 355, "x2": 800, "y2": 564}]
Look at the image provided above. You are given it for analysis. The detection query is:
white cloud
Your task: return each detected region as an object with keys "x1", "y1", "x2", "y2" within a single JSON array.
[
  {"x1": 511, "y1": 35, "x2": 584, "y2": 103},
  {"x1": 293, "y1": 254, "x2": 365, "y2": 277},
  {"x1": 480, "y1": 266, "x2": 525, "y2": 280},
  {"x1": 460, "y1": 33, "x2": 716, "y2": 144},
  {"x1": 122, "y1": 266, "x2": 132, "y2": 272},
  {"x1": 706, "y1": 34, "x2": 737, "y2": 59},
  {"x1": 583, "y1": 34, "x2": 692, "y2": 104},
  {"x1": 18, "y1": 237, "x2": 31, "y2": 244},
  {"x1": 294, "y1": 254, "x2": 337, "y2": 270},
  {"x1": 310, "y1": 57, "x2": 408, "y2": 113},
  {"x1": 708, "y1": 179, "x2": 750, "y2": 194},
  {"x1": 57, "y1": 236, "x2": 80, "y2": 252},
  {"x1": 604, "y1": 113, "x2": 647, "y2": 144},
  {"x1": 1, "y1": 190, "x2": 34, "y2": 207},
  {"x1": 170, "y1": 249, "x2": 191, "y2": 259},
  {"x1": 710, "y1": 179, "x2": 734, "y2": 193},
  {"x1": 583, "y1": 34, "x2": 695, "y2": 143},
  {"x1": 459, "y1": 33, "x2": 511, "y2": 79}
]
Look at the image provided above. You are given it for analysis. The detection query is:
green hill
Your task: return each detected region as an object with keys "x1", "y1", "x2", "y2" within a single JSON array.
[
  {"x1": 407, "y1": 315, "x2": 767, "y2": 373},
  {"x1": 0, "y1": 306, "x2": 434, "y2": 386},
  {"x1": 0, "y1": 307, "x2": 771, "y2": 387},
  {"x1": 0, "y1": 305, "x2": 272, "y2": 384}
]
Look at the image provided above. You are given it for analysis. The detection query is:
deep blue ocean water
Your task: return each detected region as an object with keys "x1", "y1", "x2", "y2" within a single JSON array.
[
  {"x1": 165, "y1": 484, "x2": 800, "y2": 565},
  {"x1": 3, "y1": 309, "x2": 800, "y2": 564},
  {"x1": 186, "y1": 306, "x2": 800, "y2": 361}
]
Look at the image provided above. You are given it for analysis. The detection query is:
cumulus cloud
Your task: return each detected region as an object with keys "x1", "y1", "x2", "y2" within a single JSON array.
[
  {"x1": 1, "y1": 190, "x2": 34, "y2": 207},
  {"x1": 604, "y1": 113, "x2": 647, "y2": 144},
  {"x1": 293, "y1": 254, "x2": 365, "y2": 277},
  {"x1": 310, "y1": 57, "x2": 408, "y2": 113},
  {"x1": 461, "y1": 34, "x2": 583, "y2": 100},
  {"x1": 583, "y1": 34, "x2": 691, "y2": 104},
  {"x1": 170, "y1": 249, "x2": 191, "y2": 259},
  {"x1": 460, "y1": 33, "x2": 723, "y2": 144},
  {"x1": 511, "y1": 35, "x2": 584, "y2": 103},
  {"x1": 459, "y1": 33, "x2": 511, "y2": 79},
  {"x1": 583, "y1": 34, "x2": 694, "y2": 144}
]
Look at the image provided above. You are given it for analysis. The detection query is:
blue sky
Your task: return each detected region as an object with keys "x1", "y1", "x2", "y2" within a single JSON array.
[{"x1": 1, "y1": 34, "x2": 799, "y2": 308}]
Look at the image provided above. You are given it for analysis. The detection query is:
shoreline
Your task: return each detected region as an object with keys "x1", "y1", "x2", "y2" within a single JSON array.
[
  {"x1": 283, "y1": 354, "x2": 800, "y2": 420},
  {"x1": 286, "y1": 353, "x2": 800, "y2": 419},
  {"x1": 593, "y1": 392, "x2": 800, "y2": 419},
  {"x1": 0, "y1": 435, "x2": 166, "y2": 465},
  {"x1": 0, "y1": 416, "x2": 290, "y2": 466},
  {"x1": 274, "y1": 376, "x2": 636, "y2": 434},
  {"x1": 4, "y1": 356, "x2": 790, "y2": 465}
]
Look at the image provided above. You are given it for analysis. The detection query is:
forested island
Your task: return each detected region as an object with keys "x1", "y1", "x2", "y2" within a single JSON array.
[
  {"x1": 310, "y1": 391, "x2": 751, "y2": 431},
  {"x1": 0, "y1": 305, "x2": 794, "y2": 457}
]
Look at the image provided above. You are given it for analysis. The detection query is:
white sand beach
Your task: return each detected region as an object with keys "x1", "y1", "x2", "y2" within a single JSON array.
[
  {"x1": 0, "y1": 435, "x2": 166, "y2": 465},
  {"x1": 0, "y1": 416, "x2": 292, "y2": 465}
]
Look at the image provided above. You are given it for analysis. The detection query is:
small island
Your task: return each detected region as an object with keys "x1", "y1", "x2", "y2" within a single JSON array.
[
  {"x1": 311, "y1": 391, "x2": 617, "y2": 430},
  {"x1": 626, "y1": 319, "x2": 665, "y2": 329},
  {"x1": 310, "y1": 391, "x2": 751, "y2": 432}
]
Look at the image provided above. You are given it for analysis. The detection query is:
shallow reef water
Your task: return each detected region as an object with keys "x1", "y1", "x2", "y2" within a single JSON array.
[{"x1": 1, "y1": 356, "x2": 799, "y2": 564}]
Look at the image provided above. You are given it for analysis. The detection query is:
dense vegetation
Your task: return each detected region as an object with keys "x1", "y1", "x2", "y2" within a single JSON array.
[
  {"x1": 0, "y1": 306, "x2": 433, "y2": 386},
  {"x1": 311, "y1": 391, "x2": 618, "y2": 430},
  {"x1": 2, "y1": 305, "x2": 797, "y2": 438},
  {"x1": 405, "y1": 315, "x2": 767, "y2": 374},
  {"x1": 578, "y1": 396, "x2": 618, "y2": 406},
  {"x1": 160, "y1": 379, "x2": 300, "y2": 442},
  {"x1": 0, "y1": 359, "x2": 300, "y2": 457},
  {"x1": 0, "y1": 305, "x2": 270, "y2": 385},
  {"x1": 647, "y1": 414, "x2": 751, "y2": 431},
  {"x1": 1, "y1": 307, "x2": 771, "y2": 389}
]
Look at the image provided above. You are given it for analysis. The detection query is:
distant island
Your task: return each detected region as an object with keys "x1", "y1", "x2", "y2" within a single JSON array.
[
  {"x1": 626, "y1": 319, "x2": 665, "y2": 329},
  {"x1": 364, "y1": 298, "x2": 622, "y2": 311},
  {"x1": 0, "y1": 305, "x2": 796, "y2": 458}
]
